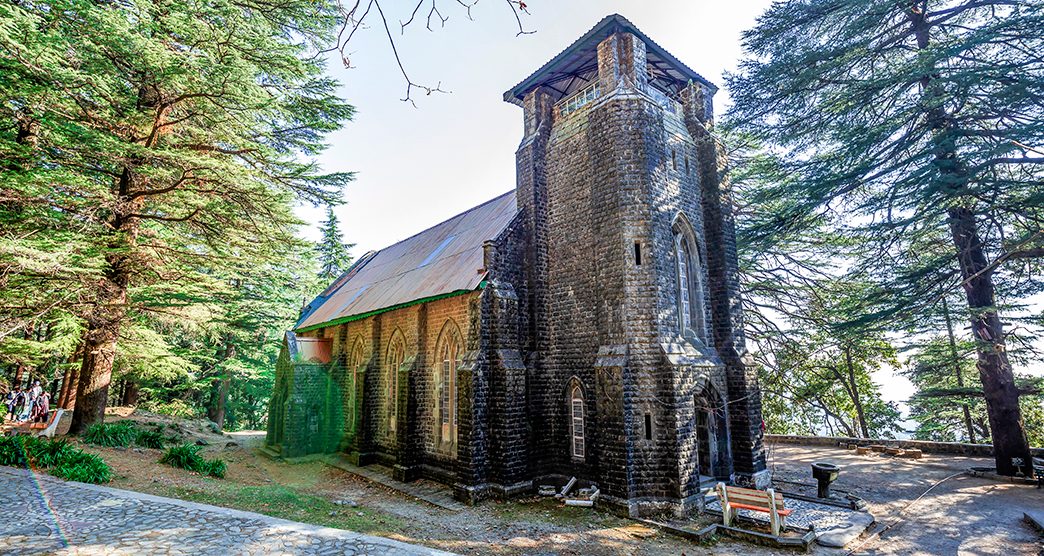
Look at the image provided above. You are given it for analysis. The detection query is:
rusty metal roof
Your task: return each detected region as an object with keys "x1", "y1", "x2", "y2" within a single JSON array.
[{"x1": 296, "y1": 190, "x2": 518, "y2": 331}]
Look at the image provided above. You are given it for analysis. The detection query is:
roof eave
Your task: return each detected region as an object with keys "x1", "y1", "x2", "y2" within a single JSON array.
[{"x1": 503, "y1": 14, "x2": 717, "y2": 105}]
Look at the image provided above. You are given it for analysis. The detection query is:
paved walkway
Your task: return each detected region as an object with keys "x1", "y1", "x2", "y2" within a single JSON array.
[{"x1": 0, "y1": 466, "x2": 455, "y2": 556}]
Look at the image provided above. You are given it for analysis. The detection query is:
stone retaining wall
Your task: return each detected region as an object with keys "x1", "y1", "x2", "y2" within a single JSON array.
[{"x1": 765, "y1": 434, "x2": 1044, "y2": 457}]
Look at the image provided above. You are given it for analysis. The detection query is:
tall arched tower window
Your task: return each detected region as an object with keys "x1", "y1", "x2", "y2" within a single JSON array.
[
  {"x1": 674, "y1": 232, "x2": 707, "y2": 341},
  {"x1": 434, "y1": 320, "x2": 462, "y2": 453},
  {"x1": 570, "y1": 385, "x2": 585, "y2": 458},
  {"x1": 385, "y1": 332, "x2": 406, "y2": 437}
]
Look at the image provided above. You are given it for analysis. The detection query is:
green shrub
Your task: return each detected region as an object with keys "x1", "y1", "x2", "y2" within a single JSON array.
[
  {"x1": 134, "y1": 429, "x2": 166, "y2": 449},
  {"x1": 82, "y1": 422, "x2": 139, "y2": 447},
  {"x1": 51, "y1": 451, "x2": 112, "y2": 483},
  {"x1": 200, "y1": 458, "x2": 227, "y2": 478},
  {"x1": 0, "y1": 435, "x2": 112, "y2": 484},
  {"x1": 160, "y1": 443, "x2": 202, "y2": 469},
  {"x1": 159, "y1": 443, "x2": 225, "y2": 478},
  {"x1": 0, "y1": 436, "x2": 36, "y2": 466},
  {"x1": 33, "y1": 438, "x2": 77, "y2": 468}
]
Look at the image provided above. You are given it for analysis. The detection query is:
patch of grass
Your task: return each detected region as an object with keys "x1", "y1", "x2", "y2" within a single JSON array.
[
  {"x1": 82, "y1": 421, "x2": 139, "y2": 447},
  {"x1": 162, "y1": 482, "x2": 405, "y2": 535},
  {"x1": 83, "y1": 421, "x2": 170, "y2": 450},
  {"x1": 159, "y1": 443, "x2": 225, "y2": 478},
  {"x1": 159, "y1": 443, "x2": 202, "y2": 469},
  {"x1": 0, "y1": 435, "x2": 111, "y2": 483},
  {"x1": 32, "y1": 438, "x2": 77, "y2": 467}
]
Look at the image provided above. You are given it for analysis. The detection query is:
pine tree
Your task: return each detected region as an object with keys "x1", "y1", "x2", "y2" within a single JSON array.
[
  {"x1": 728, "y1": 0, "x2": 1044, "y2": 476},
  {"x1": 316, "y1": 207, "x2": 354, "y2": 283},
  {"x1": 0, "y1": 0, "x2": 353, "y2": 432}
]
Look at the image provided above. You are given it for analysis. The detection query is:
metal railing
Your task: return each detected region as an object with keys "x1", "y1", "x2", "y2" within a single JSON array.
[{"x1": 557, "y1": 83, "x2": 600, "y2": 116}]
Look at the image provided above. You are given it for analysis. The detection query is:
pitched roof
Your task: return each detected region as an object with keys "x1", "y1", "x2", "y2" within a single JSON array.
[
  {"x1": 296, "y1": 190, "x2": 518, "y2": 331},
  {"x1": 504, "y1": 13, "x2": 717, "y2": 106}
]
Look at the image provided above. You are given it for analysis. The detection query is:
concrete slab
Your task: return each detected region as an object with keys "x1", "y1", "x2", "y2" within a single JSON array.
[
  {"x1": 1024, "y1": 510, "x2": 1044, "y2": 533},
  {"x1": 814, "y1": 511, "x2": 875, "y2": 548}
]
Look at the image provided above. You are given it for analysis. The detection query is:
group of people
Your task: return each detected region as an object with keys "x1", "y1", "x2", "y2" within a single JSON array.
[{"x1": 4, "y1": 380, "x2": 50, "y2": 424}]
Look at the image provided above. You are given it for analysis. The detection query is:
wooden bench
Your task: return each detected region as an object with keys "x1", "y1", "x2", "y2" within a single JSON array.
[
  {"x1": 715, "y1": 482, "x2": 792, "y2": 536},
  {"x1": 34, "y1": 409, "x2": 66, "y2": 439}
]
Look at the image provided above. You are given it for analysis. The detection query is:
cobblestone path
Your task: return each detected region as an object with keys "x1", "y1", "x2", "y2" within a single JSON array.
[{"x1": 0, "y1": 466, "x2": 454, "y2": 556}]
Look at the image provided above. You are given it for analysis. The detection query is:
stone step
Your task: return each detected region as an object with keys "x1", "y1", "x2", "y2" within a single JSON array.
[
  {"x1": 257, "y1": 445, "x2": 281, "y2": 460},
  {"x1": 323, "y1": 455, "x2": 467, "y2": 512}
]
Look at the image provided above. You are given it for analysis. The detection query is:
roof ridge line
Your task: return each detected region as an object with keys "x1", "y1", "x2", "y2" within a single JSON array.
[{"x1": 366, "y1": 189, "x2": 515, "y2": 256}]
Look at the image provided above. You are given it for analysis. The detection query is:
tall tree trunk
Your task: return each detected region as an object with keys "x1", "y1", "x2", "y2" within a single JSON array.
[
  {"x1": 13, "y1": 364, "x2": 25, "y2": 389},
  {"x1": 58, "y1": 343, "x2": 84, "y2": 410},
  {"x1": 942, "y1": 297, "x2": 976, "y2": 444},
  {"x1": 69, "y1": 166, "x2": 140, "y2": 434},
  {"x1": 69, "y1": 277, "x2": 127, "y2": 433},
  {"x1": 206, "y1": 340, "x2": 236, "y2": 429},
  {"x1": 844, "y1": 347, "x2": 870, "y2": 438},
  {"x1": 122, "y1": 380, "x2": 140, "y2": 407},
  {"x1": 207, "y1": 376, "x2": 230, "y2": 429},
  {"x1": 948, "y1": 207, "x2": 1031, "y2": 475},
  {"x1": 910, "y1": 4, "x2": 1032, "y2": 476}
]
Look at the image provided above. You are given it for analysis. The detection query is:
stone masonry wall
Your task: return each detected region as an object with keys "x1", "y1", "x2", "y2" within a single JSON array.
[
  {"x1": 291, "y1": 293, "x2": 482, "y2": 482},
  {"x1": 681, "y1": 83, "x2": 769, "y2": 487},
  {"x1": 512, "y1": 30, "x2": 741, "y2": 516}
]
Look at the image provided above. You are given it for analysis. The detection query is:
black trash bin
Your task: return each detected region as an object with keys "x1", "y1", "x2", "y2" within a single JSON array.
[{"x1": 811, "y1": 462, "x2": 840, "y2": 499}]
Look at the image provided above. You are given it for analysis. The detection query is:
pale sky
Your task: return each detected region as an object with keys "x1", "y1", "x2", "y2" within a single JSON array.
[{"x1": 302, "y1": 0, "x2": 772, "y2": 251}]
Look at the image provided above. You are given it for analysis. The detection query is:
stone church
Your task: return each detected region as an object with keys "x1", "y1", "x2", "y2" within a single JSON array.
[{"x1": 266, "y1": 14, "x2": 769, "y2": 517}]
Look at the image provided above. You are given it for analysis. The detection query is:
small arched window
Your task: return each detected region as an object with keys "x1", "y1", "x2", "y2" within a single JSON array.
[
  {"x1": 385, "y1": 332, "x2": 406, "y2": 437},
  {"x1": 570, "y1": 386, "x2": 585, "y2": 459},
  {"x1": 675, "y1": 232, "x2": 706, "y2": 341},
  {"x1": 435, "y1": 321, "x2": 462, "y2": 452}
]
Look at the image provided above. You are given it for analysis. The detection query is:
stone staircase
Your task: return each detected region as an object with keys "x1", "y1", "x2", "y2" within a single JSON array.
[{"x1": 257, "y1": 444, "x2": 282, "y2": 460}]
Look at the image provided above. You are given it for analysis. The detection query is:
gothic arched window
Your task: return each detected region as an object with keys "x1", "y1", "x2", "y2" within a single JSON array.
[
  {"x1": 434, "y1": 321, "x2": 462, "y2": 453},
  {"x1": 570, "y1": 385, "x2": 585, "y2": 459},
  {"x1": 385, "y1": 332, "x2": 406, "y2": 437},
  {"x1": 674, "y1": 232, "x2": 706, "y2": 341},
  {"x1": 347, "y1": 339, "x2": 365, "y2": 431}
]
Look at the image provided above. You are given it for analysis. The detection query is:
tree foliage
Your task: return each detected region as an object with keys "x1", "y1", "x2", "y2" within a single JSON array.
[
  {"x1": 728, "y1": 0, "x2": 1044, "y2": 475},
  {"x1": 748, "y1": 275, "x2": 903, "y2": 439},
  {"x1": 0, "y1": 0, "x2": 352, "y2": 431}
]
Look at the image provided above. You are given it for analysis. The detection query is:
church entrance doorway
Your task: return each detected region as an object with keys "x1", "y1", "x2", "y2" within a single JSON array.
[{"x1": 694, "y1": 385, "x2": 730, "y2": 479}]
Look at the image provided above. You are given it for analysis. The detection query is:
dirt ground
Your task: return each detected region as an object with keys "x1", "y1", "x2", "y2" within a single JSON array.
[
  {"x1": 67, "y1": 410, "x2": 1043, "y2": 555},
  {"x1": 764, "y1": 442, "x2": 1043, "y2": 555}
]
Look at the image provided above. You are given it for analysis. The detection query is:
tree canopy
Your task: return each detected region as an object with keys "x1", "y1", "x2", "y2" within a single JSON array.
[
  {"x1": 728, "y1": 0, "x2": 1044, "y2": 474},
  {"x1": 1, "y1": 0, "x2": 352, "y2": 431}
]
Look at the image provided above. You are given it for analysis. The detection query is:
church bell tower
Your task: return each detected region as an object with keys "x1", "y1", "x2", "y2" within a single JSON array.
[{"x1": 506, "y1": 14, "x2": 769, "y2": 516}]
